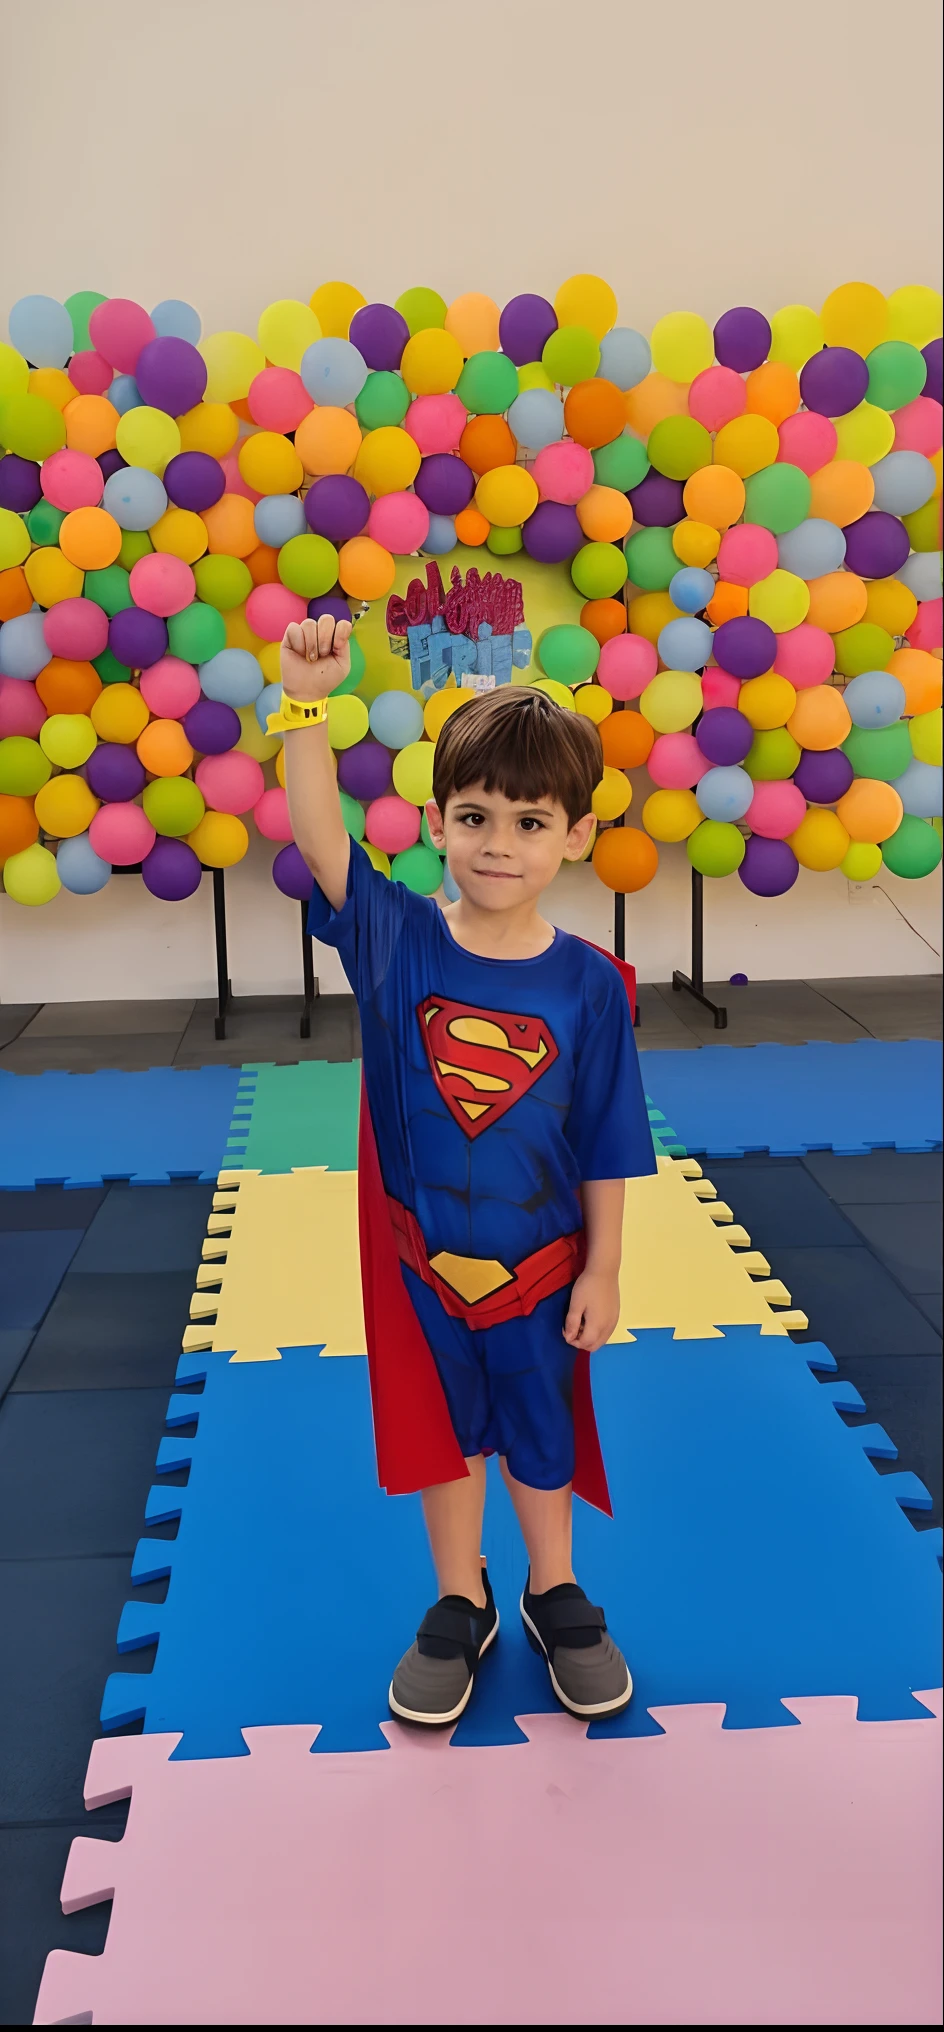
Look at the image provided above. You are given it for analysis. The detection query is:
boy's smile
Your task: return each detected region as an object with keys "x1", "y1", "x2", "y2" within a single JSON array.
[{"x1": 425, "y1": 782, "x2": 595, "y2": 921}]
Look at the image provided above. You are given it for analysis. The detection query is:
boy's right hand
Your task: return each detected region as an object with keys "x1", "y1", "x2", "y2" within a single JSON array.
[{"x1": 280, "y1": 616, "x2": 352, "y2": 703}]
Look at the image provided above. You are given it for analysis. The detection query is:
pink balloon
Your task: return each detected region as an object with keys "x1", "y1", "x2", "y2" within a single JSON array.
[
  {"x1": 67, "y1": 350, "x2": 113, "y2": 397},
  {"x1": 42, "y1": 597, "x2": 109, "y2": 661},
  {"x1": 368, "y1": 491, "x2": 430, "y2": 554},
  {"x1": 717, "y1": 524, "x2": 778, "y2": 588},
  {"x1": 772, "y1": 623, "x2": 835, "y2": 690},
  {"x1": 248, "y1": 368, "x2": 312, "y2": 433},
  {"x1": 89, "y1": 801, "x2": 156, "y2": 865},
  {"x1": 746, "y1": 779, "x2": 807, "y2": 839},
  {"x1": 598, "y1": 633, "x2": 657, "y2": 699},
  {"x1": 245, "y1": 583, "x2": 306, "y2": 642},
  {"x1": 906, "y1": 597, "x2": 942, "y2": 652},
  {"x1": 532, "y1": 440, "x2": 594, "y2": 505},
  {"x1": 365, "y1": 793, "x2": 421, "y2": 853},
  {"x1": 130, "y1": 553, "x2": 195, "y2": 618},
  {"x1": 702, "y1": 668, "x2": 741, "y2": 710},
  {"x1": 88, "y1": 298, "x2": 155, "y2": 375},
  {"x1": 253, "y1": 785, "x2": 294, "y2": 841},
  {"x1": 41, "y1": 448, "x2": 103, "y2": 512},
  {"x1": 0, "y1": 674, "x2": 46, "y2": 738},
  {"x1": 405, "y1": 394, "x2": 467, "y2": 455},
  {"x1": 776, "y1": 412, "x2": 837, "y2": 476},
  {"x1": 688, "y1": 366, "x2": 746, "y2": 433},
  {"x1": 893, "y1": 395, "x2": 943, "y2": 457},
  {"x1": 195, "y1": 751, "x2": 265, "y2": 815},
  {"x1": 647, "y1": 732, "x2": 710, "y2": 790},
  {"x1": 221, "y1": 450, "x2": 261, "y2": 504},
  {"x1": 139, "y1": 656, "x2": 201, "y2": 720}
]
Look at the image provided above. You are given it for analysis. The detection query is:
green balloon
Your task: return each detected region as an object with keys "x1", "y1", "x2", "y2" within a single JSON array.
[
  {"x1": 93, "y1": 645, "x2": 130, "y2": 686},
  {"x1": 85, "y1": 565, "x2": 133, "y2": 618},
  {"x1": 842, "y1": 721, "x2": 914, "y2": 782},
  {"x1": 0, "y1": 734, "x2": 52, "y2": 797},
  {"x1": 865, "y1": 341, "x2": 927, "y2": 412},
  {"x1": 193, "y1": 555, "x2": 253, "y2": 611},
  {"x1": 687, "y1": 819, "x2": 745, "y2": 877},
  {"x1": 456, "y1": 351, "x2": 518, "y2": 416},
  {"x1": 0, "y1": 393, "x2": 66, "y2": 461},
  {"x1": 624, "y1": 525, "x2": 678, "y2": 591},
  {"x1": 743, "y1": 462, "x2": 811, "y2": 535},
  {"x1": 881, "y1": 813, "x2": 943, "y2": 879},
  {"x1": 833, "y1": 622, "x2": 894, "y2": 680},
  {"x1": 394, "y1": 287, "x2": 447, "y2": 336},
  {"x1": 355, "y1": 371, "x2": 411, "y2": 431},
  {"x1": 167, "y1": 600, "x2": 226, "y2": 664},
  {"x1": 593, "y1": 432, "x2": 649, "y2": 492},
  {"x1": 572, "y1": 542, "x2": 627, "y2": 600},
  {"x1": 339, "y1": 790, "x2": 366, "y2": 841},
  {"x1": 542, "y1": 325, "x2": 600, "y2": 386},
  {"x1": 65, "y1": 290, "x2": 106, "y2": 354},
  {"x1": 278, "y1": 533, "x2": 339, "y2": 599},
  {"x1": 538, "y1": 624, "x2": 600, "y2": 685},
  {"x1": 26, "y1": 500, "x2": 65, "y2": 546},
  {"x1": 118, "y1": 528, "x2": 152, "y2": 571},
  {"x1": 143, "y1": 777, "x2": 206, "y2": 837},
  {"x1": 487, "y1": 525, "x2": 522, "y2": 555},
  {"x1": 391, "y1": 842, "x2": 444, "y2": 894},
  {"x1": 745, "y1": 729, "x2": 802, "y2": 780},
  {"x1": 903, "y1": 498, "x2": 940, "y2": 553},
  {"x1": 331, "y1": 632, "x2": 366, "y2": 698},
  {"x1": 647, "y1": 416, "x2": 712, "y2": 483}
]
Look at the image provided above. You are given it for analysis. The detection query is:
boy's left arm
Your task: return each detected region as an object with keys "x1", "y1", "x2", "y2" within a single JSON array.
[{"x1": 564, "y1": 1179, "x2": 624, "y2": 1352}]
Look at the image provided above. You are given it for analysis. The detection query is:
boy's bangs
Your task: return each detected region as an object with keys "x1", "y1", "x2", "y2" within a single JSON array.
[{"x1": 433, "y1": 688, "x2": 602, "y2": 828}]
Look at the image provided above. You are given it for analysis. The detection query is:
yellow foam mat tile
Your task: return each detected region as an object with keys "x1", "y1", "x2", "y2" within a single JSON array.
[{"x1": 613, "y1": 1158, "x2": 796, "y2": 1341}]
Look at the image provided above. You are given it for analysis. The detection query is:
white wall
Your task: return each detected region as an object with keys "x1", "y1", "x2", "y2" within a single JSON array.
[{"x1": 1, "y1": 0, "x2": 941, "y2": 1001}]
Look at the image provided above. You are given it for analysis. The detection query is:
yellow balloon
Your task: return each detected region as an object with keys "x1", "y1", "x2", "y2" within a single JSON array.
[
  {"x1": 904, "y1": 497, "x2": 941, "y2": 552},
  {"x1": 259, "y1": 640, "x2": 283, "y2": 686},
  {"x1": 235, "y1": 702, "x2": 280, "y2": 762},
  {"x1": 748, "y1": 570, "x2": 810, "y2": 634},
  {"x1": 116, "y1": 406, "x2": 180, "y2": 475},
  {"x1": 39, "y1": 713, "x2": 97, "y2": 769},
  {"x1": 516, "y1": 362, "x2": 555, "y2": 394},
  {"x1": 238, "y1": 431, "x2": 304, "y2": 496},
  {"x1": 650, "y1": 312, "x2": 713, "y2": 384},
  {"x1": 257, "y1": 299, "x2": 321, "y2": 370},
  {"x1": 628, "y1": 591, "x2": 680, "y2": 645},
  {"x1": 863, "y1": 578, "x2": 918, "y2": 636},
  {"x1": 34, "y1": 771, "x2": 99, "y2": 837},
  {"x1": 187, "y1": 811, "x2": 249, "y2": 868},
  {"x1": 25, "y1": 546, "x2": 83, "y2": 606},
  {"x1": 820, "y1": 282, "x2": 887, "y2": 356},
  {"x1": 362, "y1": 841, "x2": 391, "y2": 876},
  {"x1": 592, "y1": 766, "x2": 632, "y2": 821},
  {"x1": 0, "y1": 342, "x2": 29, "y2": 400},
  {"x1": 673, "y1": 519, "x2": 720, "y2": 568},
  {"x1": 90, "y1": 683, "x2": 149, "y2": 744},
  {"x1": 554, "y1": 274, "x2": 618, "y2": 341},
  {"x1": 475, "y1": 465, "x2": 539, "y2": 528},
  {"x1": 639, "y1": 670, "x2": 703, "y2": 733},
  {"x1": 275, "y1": 744, "x2": 286, "y2": 787},
  {"x1": 177, "y1": 403, "x2": 240, "y2": 457},
  {"x1": 354, "y1": 426, "x2": 421, "y2": 497},
  {"x1": 327, "y1": 695, "x2": 369, "y2": 750},
  {"x1": 932, "y1": 448, "x2": 942, "y2": 497},
  {"x1": 789, "y1": 807, "x2": 850, "y2": 871},
  {"x1": 392, "y1": 739, "x2": 435, "y2": 805},
  {"x1": 224, "y1": 605, "x2": 265, "y2": 655},
  {"x1": 642, "y1": 787, "x2": 701, "y2": 842},
  {"x1": 309, "y1": 283, "x2": 366, "y2": 340},
  {"x1": 2, "y1": 840, "x2": 60, "y2": 905},
  {"x1": 910, "y1": 708, "x2": 942, "y2": 766},
  {"x1": 885, "y1": 285, "x2": 944, "y2": 349},
  {"x1": 28, "y1": 367, "x2": 75, "y2": 413},
  {"x1": 424, "y1": 687, "x2": 476, "y2": 741},
  {"x1": 199, "y1": 331, "x2": 266, "y2": 403},
  {"x1": 833, "y1": 402, "x2": 896, "y2": 466},
  {"x1": 841, "y1": 840, "x2": 882, "y2": 882},
  {"x1": 400, "y1": 328, "x2": 463, "y2": 397},
  {"x1": 574, "y1": 683, "x2": 613, "y2": 724},
  {"x1": 149, "y1": 507, "x2": 208, "y2": 564},
  {"x1": 713, "y1": 414, "x2": 780, "y2": 478},
  {"x1": 769, "y1": 304, "x2": 824, "y2": 373},
  {"x1": 738, "y1": 674, "x2": 797, "y2": 730},
  {"x1": 531, "y1": 678, "x2": 575, "y2": 711},
  {"x1": 0, "y1": 506, "x2": 31, "y2": 570}
]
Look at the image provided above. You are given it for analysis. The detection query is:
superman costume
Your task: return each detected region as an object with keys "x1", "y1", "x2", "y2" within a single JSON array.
[{"x1": 309, "y1": 841, "x2": 655, "y2": 1511}]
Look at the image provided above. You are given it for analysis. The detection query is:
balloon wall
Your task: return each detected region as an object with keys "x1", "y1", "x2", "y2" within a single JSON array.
[{"x1": 1, "y1": 276, "x2": 941, "y2": 911}]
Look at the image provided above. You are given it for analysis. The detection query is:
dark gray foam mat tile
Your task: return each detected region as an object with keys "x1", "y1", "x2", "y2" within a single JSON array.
[
  {"x1": 0, "y1": 1187, "x2": 106, "y2": 1233},
  {"x1": 801, "y1": 1149, "x2": 942, "y2": 1205},
  {"x1": 827, "y1": 1352, "x2": 943, "y2": 1524},
  {"x1": 913, "y1": 1293, "x2": 943, "y2": 1334},
  {"x1": 0, "y1": 1388, "x2": 173, "y2": 1558},
  {"x1": 0, "y1": 1231, "x2": 85, "y2": 1330},
  {"x1": 698, "y1": 1158, "x2": 860, "y2": 1250},
  {"x1": 781, "y1": 1245, "x2": 942, "y2": 1359},
  {"x1": 813, "y1": 974, "x2": 942, "y2": 1040},
  {"x1": 0, "y1": 1821, "x2": 123, "y2": 2029},
  {"x1": 69, "y1": 1183, "x2": 214, "y2": 1275},
  {"x1": 11, "y1": 1270, "x2": 194, "y2": 1392},
  {"x1": 0, "y1": 1331, "x2": 31, "y2": 1400},
  {"x1": 0, "y1": 1035, "x2": 180, "y2": 1074},
  {"x1": 839, "y1": 1201, "x2": 942, "y2": 1296}
]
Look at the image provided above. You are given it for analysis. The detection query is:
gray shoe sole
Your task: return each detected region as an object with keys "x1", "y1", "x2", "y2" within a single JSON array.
[
  {"x1": 520, "y1": 1597, "x2": 633, "y2": 1718},
  {"x1": 387, "y1": 1611, "x2": 500, "y2": 1726}
]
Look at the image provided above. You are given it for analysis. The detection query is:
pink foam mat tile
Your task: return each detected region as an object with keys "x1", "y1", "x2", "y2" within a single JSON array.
[{"x1": 35, "y1": 1691, "x2": 942, "y2": 2027}]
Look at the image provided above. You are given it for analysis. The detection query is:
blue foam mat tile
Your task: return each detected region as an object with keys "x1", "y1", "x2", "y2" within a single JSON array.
[
  {"x1": 0, "y1": 1066, "x2": 242, "y2": 1191},
  {"x1": 639, "y1": 1040, "x2": 943, "y2": 1160},
  {"x1": 100, "y1": 1330, "x2": 942, "y2": 1757},
  {"x1": 0, "y1": 1229, "x2": 85, "y2": 1330}
]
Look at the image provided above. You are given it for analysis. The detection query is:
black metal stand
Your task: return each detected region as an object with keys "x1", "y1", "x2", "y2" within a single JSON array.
[
  {"x1": 608, "y1": 693, "x2": 640, "y2": 1025},
  {"x1": 299, "y1": 901, "x2": 319, "y2": 1039},
  {"x1": 212, "y1": 869, "x2": 231, "y2": 1039},
  {"x1": 672, "y1": 868, "x2": 727, "y2": 1029}
]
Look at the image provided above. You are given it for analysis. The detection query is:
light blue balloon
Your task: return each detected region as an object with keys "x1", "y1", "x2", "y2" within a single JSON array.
[
  {"x1": 56, "y1": 832, "x2": 111, "y2": 895},
  {"x1": 0, "y1": 611, "x2": 49, "y2": 680},
  {"x1": 108, "y1": 374, "x2": 143, "y2": 415},
  {"x1": 870, "y1": 450, "x2": 936, "y2": 517},
  {"x1": 668, "y1": 567, "x2": 714, "y2": 614},
  {"x1": 103, "y1": 466, "x2": 167, "y2": 531},
  {"x1": 696, "y1": 765, "x2": 754, "y2": 822},
  {"x1": 658, "y1": 616, "x2": 712, "y2": 670},
  {"x1": 151, "y1": 299, "x2": 202, "y2": 345},
  {"x1": 255, "y1": 681, "x2": 282, "y2": 734},
  {"x1": 597, "y1": 328, "x2": 651, "y2": 391},
  {"x1": 254, "y1": 494, "x2": 307, "y2": 549},
  {"x1": 442, "y1": 863, "x2": 460, "y2": 902},
  {"x1": 506, "y1": 388, "x2": 565, "y2": 450},
  {"x1": 843, "y1": 670, "x2": 907, "y2": 729},
  {"x1": 899, "y1": 551, "x2": 942, "y2": 603},
  {"x1": 421, "y1": 514, "x2": 457, "y2": 556},
  {"x1": 777, "y1": 518, "x2": 846, "y2": 579},
  {"x1": 199, "y1": 648, "x2": 264, "y2": 707},
  {"x1": 300, "y1": 337, "x2": 368, "y2": 407},
  {"x1": 892, "y1": 758, "x2": 943, "y2": 819},
  {"x1": 8, "y1": 294, "x2": 73, "y2": 370},
  {"x1": 369, "y1": 690, "x2": 425, "y2": 748}
]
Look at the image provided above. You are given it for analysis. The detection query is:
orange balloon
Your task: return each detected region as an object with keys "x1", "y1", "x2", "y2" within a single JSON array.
[
  {"x1": 624, "y1": 374, "x2": 688, "y2": 439},
  {"x1": 63, "y1": 394, "x2": 118, "y2": 456},
  {"x1": 35, "y1": 658, "x2": 102, "y2": 715},
  {"x1": 459, "y1": 415, "x2": 517, "y2": 475},
  {"x1": 137, "y1": 718, "x2": 194, "y2": 776},
  {"x1": 201, "y1": 495, "x2": 258, "y2": 558},
  {"x1": 575, "y1": 484, "x2": 633, "y2": 543},
  {"x1": 564, "y1": 379, "x2": 628, "y2": 451},
  {"x1": 836, "y1": 778, "x2": 903, "y2": 844},
  {"x1": 808, "y1": 459, "x2": 874, "y2": 526},
  {"x1": 294, "y1": 406, "x2": 362, "y2": 477},
  {"x1": 444, "y1": 293, "x2": 501, "y2": 356},
  {"x1": 592, "y1": 826, "x2": 659, "y2": 892},
  {"x1": 683, "y1": 464, "x2": 745, "y2": 530},
  {"x1": 581, "y1": 598, "x2": 627, "y2": 645},
  {"x1": 805, "y1": 571, "x2": 868, "y2": 633},
  {"x1": 706, "y1": 581, "x2": 749, "y2": 627},
  {"x1": 886, "y1": 647, "x2": 942, "y2": 717},
  {"x1": 229, "y1": 397, "x2": 255, "y2": 424},
  {"x1": 246, "y1": 543, "x2": 281, "y2": 585},
  {"x1": 454, "y1": 505, "x2": 490, "y2": 547},
  {"x1": 59, "y1": 506, "x2": 121, "y2": 570},
  {"x1": 337, "y1": 536, "x2": 395, "y2": 601},
  {"x1": 0, "y1": 565, "x2": 32, "y2": 621},
  {"x1": 601, "y1": 710, "x2": 655, "y2": 769},
  {"x1": 713, "y1": 414, "x2": 780, "y2": 477},
  {"x1": 745, "y1": 362, "x2": 800, "y2": 427},
  {"x1": 0, "y1": 792, "x2": 40, "y2": 865},
  {"x1": 787, "y1": 685, "x2": 852, "y2": 750}
]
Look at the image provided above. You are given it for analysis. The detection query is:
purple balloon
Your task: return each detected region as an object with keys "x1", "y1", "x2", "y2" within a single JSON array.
[
  {"x1": 272, "y1": 841, "x2": 314, "y2": 901},
  {"x1": 98, "y1": 450, "x2": 127, "y2": 481},
  {"x1": 922, "y1": 337, "x2": 942, "y2": 408},
  {"x1": 85, "y1": 741, "x2": 146, "y2": 801},
  {"x1": 713, "y1": 616, "x2": 777, "y2": 680},
  {"x1": 713, "y1": 307, "x2": 771, "y2": 374},
  {"x1": 738, "y1": 835, "x2": 799, "y2": 897},
  {"x1": 109, "y1": 606, "x2": 168, "y2": 669},
  {"x1": 349, "y1": 303, "x2": 409, "y2": 372},
  {"x1": 628, "y1": 471, "x2": 685, "y2": 527},
  {"x1": 134, "y1": 336, "x2": 207, "y2": 417},
  {"x1": 414, "y1": 453, "x2": 474, "y2": 516},
  {"x1": 308, "y1": 594, "x2": 351, "y2": 624},
  {"x1": 142, "y1": 837, "x2": 202, "y2": 901},
  {"x1": 521, "y1": 500, "x2": 582, "y2": 563},
  {"x1": 163, "y1": 451, "x2": 225, "y2": 513},
  {"x1": 799, "y1": 347, "x2": 869, "y2": 418},
  {"x1": 841, "y1": 510, "x2": 910, "y2": 580},
  {"x1": 0, "y1": 453, "x2": 41, "y2": 512},
  {"x1": 183, "y1": 698, "x2": 240, "y2": 754},
  {"x1": 695, "y1": 706, "x2": 753, "y2": 765},
  {"x1": 499, "y1": 294, "x2": 558, "y2": 368},
  {"x1": 305, "y1": 475, "x2": 370, "y2": 543},
  {"x1": 793, "y1": 746, "x2": 854, "y2": 805},
  {"x1": 337, "y1": 738, "x2": 392, "y2": 800}
]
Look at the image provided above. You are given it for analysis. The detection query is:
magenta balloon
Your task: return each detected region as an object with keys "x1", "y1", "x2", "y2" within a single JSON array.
[
  {"x1": 43, "y1": 597, "x2": 109, "y2": 661},
  {"x1": 272, "y1": 841, "x2": 314, "y2": 900},
  {"x1": 792, "y1": 747, "x2": 854, "y2": 804},
  {"x1": 627, "y1": 472, "x2": 685, "y2": 527},
  {"x1": 85, "y1": 742, "x2": 146, "y2": 800},
  {"x1": 337, "y1": 738, "x2": 392, "y2": 800},
  {"x1": 414, "y1": 453, "x2": 475, "y2": 515},
  {"x1": 308, "y1": 595, "x2": 351, "y2": 624},
  {"x1": 0, "y1": 454, "x2": 41, "y2": 512},
  {"x1": 840, "y1": 511, "x2": 910, "y2": 579},
  {"x1": 738, "y1": 835, "x2": 799, "y2": 896},
  {"x1": 304, "y1": 475, "x2": 370, "y2": 542},
  {"x1": 712, "y1": 615, "x2": 777, "y2": 680},
  {"x1": 142, "y1": 837, "x2": 202, "y2": 900},
  {"x1": 349, "y1": 303, "x2": 409, "y2": 372},
  {"x1": 183, "y1": 698, "x2": 240, "y2": 754},
  {"x1": 799, "y1": 347, "x2": 869, "y2": 418},
  {"x1": 695, "y1": 706, "x2": 753, "y2": 765},
  {"x1": 163, "y1": 451, "x2": 225, "y2": 512},
  {"x1": 521, "y1": 501, "x2": 582, "y2": 563},
  {"x1": 499, "y1": 294, "x2": 558, "y2": 367},
  {"x1": 712, "y1": 306, "x2": 771, "y2": 373},
  {"x1": 134, "y1": 336, "x2": 207, "y2": 416}
]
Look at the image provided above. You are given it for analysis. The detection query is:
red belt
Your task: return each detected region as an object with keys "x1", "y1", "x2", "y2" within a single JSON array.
[{"x1": 387, "y1": 1196, "x2": 585, "y2": 1329}]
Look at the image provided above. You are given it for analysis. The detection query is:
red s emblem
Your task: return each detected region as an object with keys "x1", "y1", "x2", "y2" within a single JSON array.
[{"x1": 418, "y1": 995, "x2": 559, "y2": 1139}]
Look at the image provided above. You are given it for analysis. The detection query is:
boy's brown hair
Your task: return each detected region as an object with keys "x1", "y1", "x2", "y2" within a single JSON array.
[{"x1": 432, "y1": 687, "x2": 602, "y2": 829}]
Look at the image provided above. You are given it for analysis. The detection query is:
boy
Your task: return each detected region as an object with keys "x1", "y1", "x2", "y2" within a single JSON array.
[{"x1": 281, "y1": 614, "x2": 655, "y2": 1726}]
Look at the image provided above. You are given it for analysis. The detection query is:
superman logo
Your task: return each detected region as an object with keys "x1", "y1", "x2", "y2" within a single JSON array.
[{"x1": 418, "y1": 996, "x2": 559, "y2": 1138}]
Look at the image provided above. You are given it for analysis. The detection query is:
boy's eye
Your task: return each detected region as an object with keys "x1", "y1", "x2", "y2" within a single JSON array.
[
  {"x1": 518, "y1": 816, "x2": 544, "y2": 833},
  {"x1": 459, "y1": 812, "x2": 485, "y2": 827}
]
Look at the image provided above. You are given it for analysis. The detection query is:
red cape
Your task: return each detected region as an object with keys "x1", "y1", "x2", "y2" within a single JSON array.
[{"x1": 357, "y1": 943, "x2": 637, "y2": 1517}]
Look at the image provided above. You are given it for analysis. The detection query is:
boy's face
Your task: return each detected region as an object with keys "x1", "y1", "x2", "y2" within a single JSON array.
[{"x1": 426, "y1": 782, "x2": 596, "y2": 913}]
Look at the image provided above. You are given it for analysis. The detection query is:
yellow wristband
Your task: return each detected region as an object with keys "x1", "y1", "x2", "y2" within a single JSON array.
[{"x1": 267, "y1": 694, "x2": 329, "y2": 734}]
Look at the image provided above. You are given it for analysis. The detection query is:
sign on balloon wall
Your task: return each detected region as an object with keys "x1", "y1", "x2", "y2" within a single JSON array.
[{"x1": 1, "y1": 275, "x2": 941, "y2": 911}]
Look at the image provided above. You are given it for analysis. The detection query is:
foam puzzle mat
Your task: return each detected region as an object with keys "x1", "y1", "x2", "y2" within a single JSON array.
[
  {"x1": 0, "y1": 1066, "x2": 242, "y2": 1191},
  {"x1": 223, "y1": 1061, "x2": 361, "y2": 1173},
  {"x1": 640, "y1": 1040, "x2": 943, "y2": 1158}
]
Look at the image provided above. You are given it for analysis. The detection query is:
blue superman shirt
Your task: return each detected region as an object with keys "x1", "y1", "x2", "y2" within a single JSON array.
[{"x1": 309, "y1": 840, "x2": 655, "y2": 1270}]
